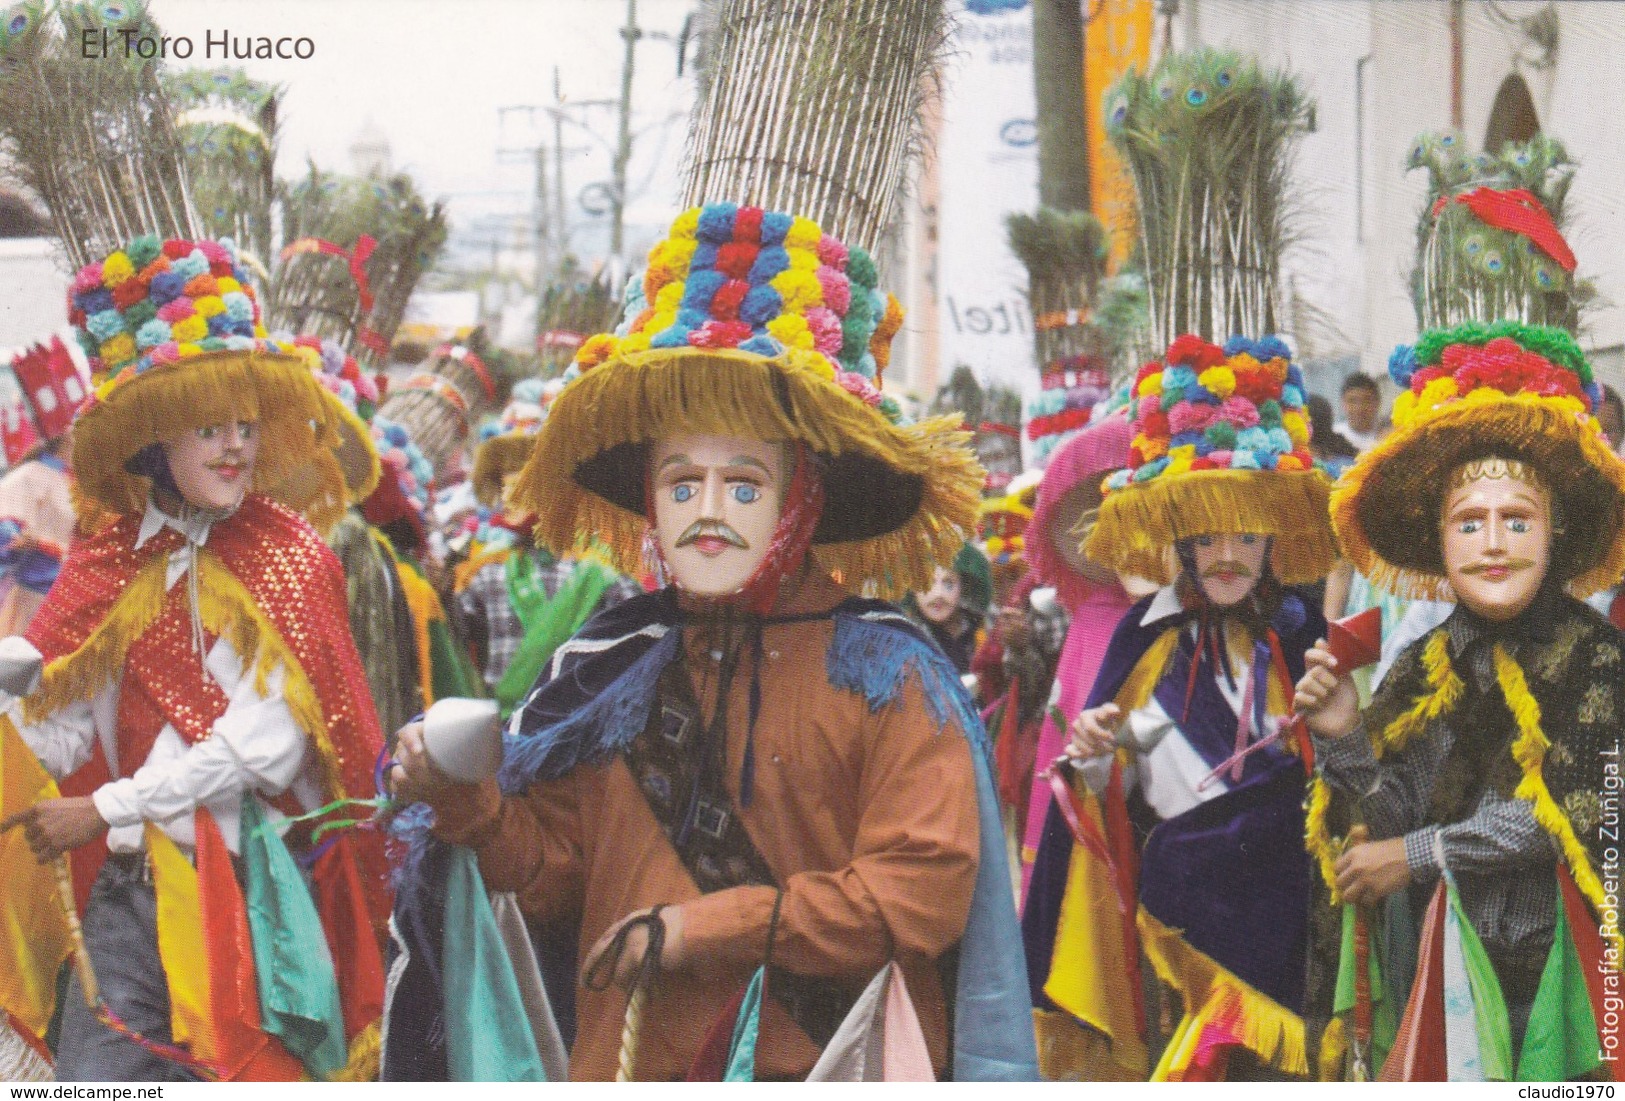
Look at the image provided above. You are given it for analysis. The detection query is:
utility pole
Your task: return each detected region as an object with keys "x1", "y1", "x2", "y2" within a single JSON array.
[
  {"x1": 610, "y1": 0, "x2": 641, "y2": 261},
  {"x1": 534, "y1": 144, "x2": 550, "y2": 293},
  {"x1": 553, "y1": 67, "x2": 568, "y2": 264}
]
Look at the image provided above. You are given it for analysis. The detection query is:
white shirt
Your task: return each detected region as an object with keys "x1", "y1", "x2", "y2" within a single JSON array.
[
  {"x1": 7, "y1": 498, "x2": 319, "y2": 853},
  {"x1": 1334, "y1": 420, "x2": 1387, "y2": 455},
  {"x1": 1076, "y1": 584, "x2": 1282, "y2": 820}
]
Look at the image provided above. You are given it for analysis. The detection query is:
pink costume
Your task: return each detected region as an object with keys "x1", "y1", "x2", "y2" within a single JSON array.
[{"x1": 1018, "y1": 413, "x2": 1134, "y2": 903}]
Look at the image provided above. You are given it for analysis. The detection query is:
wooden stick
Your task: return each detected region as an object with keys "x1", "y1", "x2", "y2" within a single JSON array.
[
  {"x1": 53, "y1": 858, "x2": 98, "y2": 1007},
  {"x1": 1348, "y1": 823, "x2": 1372, "y2": 1082}
]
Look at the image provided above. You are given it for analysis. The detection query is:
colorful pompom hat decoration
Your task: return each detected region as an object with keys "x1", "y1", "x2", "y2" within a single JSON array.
[
  {"x1": 1084, "y1": 333, "x2": 1338, "y2": 586},
  {"x1": 1024, "y1": 361, "x2": 1112, "y2": 470},
  {"x1": 363, "y1": 414, "x2": 435, "y2": 548},
  {"x1": 512, "y1": 202, "x2": 983, "y2": 598},
  {"x1": 473, "y1": 377, "x2": 559, "y2": 509},
  {"x1": 278, "y1": 336, "x2": 383, "y2": 533},
  {"x1": 977, "y1": 489, "x2": 1033, "y2": 575},
  {"x1": 1332, "y1": 319, "x2": 1625, "y2": 599},
  {"x1": 66, "y1": 236, "x2": 349, "y2": 519}
]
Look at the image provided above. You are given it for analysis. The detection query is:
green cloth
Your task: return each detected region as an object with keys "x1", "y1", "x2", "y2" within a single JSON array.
[
  {"x1": 399, "y1": 556, "x2": 484, "y2": 702},
  {"x1": 429, "y1": 614, "x2": 482, "y2": 701},
  {"x1": 953, "y1": 543, "x2": 993, "y2": 618},
  {"x1": 495, "y1": 554, "x2": 616, "y2": 717},
  {"x1": 442, "y1": 846, "x2": 546, "y2": 1082},
  {"x1": 327, "y1": 512, "x2": 421, "y2": 736},
  {"x1": 1516, "y1": 877, "x2": 1602, "y2": 1082},
  {"x1": 724, "y1": 967, "x2": 765, "y2": 1083},
  {"x1": 240, "y1": 799, "x2": 346, "y2": 1078},
  {"x1": 1332, "y1": 902, "x2": 1394, "y2": 1077},
  {"x1": 1446, "y1": 875, "x2": 1514, "y2": 1081}
]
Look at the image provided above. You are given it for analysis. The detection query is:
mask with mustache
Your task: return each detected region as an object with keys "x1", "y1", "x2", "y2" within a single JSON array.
[
  {"x1": 1201, "y1": 561, "x2": 1254, "y2": 580},
  {"x1": 1459, "y1": 557, "x2": 1536, "y2": 575},
  {"x1": 676, "y1": 520, "x2": 749, "y2": 550}
]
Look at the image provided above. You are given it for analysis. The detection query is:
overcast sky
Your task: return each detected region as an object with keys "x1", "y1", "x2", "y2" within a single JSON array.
[{"x1": 153, "y1": 0, "x2": 698, "y2": 262}]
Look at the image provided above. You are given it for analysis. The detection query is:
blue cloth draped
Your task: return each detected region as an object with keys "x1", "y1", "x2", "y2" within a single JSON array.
[
  {"x1": 0, "y1": 519, "x2": 61, "y2": 595},
  {"x1": 1137, "y1": 760, "x2": 1312, "y2": 1011}
]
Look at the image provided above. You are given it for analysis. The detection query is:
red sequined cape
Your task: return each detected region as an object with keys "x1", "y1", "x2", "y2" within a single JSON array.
[
  {"x1": 23, "y1": 495, "x2": 388, "y2": 1066},
  {"x1": 27, "y1": 494, "x2": 384, "y2": 804}
]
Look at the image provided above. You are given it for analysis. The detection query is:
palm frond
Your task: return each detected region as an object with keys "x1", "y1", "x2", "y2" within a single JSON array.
[{"x1": 269, "y1": 163, "x2": 449, "y2": 363}]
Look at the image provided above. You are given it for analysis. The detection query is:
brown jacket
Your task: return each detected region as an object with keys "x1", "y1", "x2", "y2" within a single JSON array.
[{"x1": 432, "y1": 575, "x2": 982, "y2": 1080}]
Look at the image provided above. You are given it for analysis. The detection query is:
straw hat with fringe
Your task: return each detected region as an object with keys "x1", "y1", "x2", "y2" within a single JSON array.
[
  {"x1": 472, "y1": 378, "x2": 558, "y2": 509},
  {"x1": 66, "y1": 235, "x2": 349, "y2": 522},
  {"x1": 279, "y1": 338, "x2": 383, "y2": 534},
  {"x1": 1085, "y1": 333, "x2": 1337, "y2": 586},
  {"x1": 1332, "y1": 319, "x2": 1625, "y2": 600},
  {"x1": 512, "y1": 203, "x2": 982, "y2": 600}
]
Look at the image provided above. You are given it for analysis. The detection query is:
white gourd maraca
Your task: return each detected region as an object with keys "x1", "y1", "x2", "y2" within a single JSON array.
[{"x1": 421, "y1": 697, "x2": 504, "y2": 783}]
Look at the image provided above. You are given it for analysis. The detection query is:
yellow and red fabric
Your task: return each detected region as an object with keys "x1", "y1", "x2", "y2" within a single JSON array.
[
  {"x1": 9, "y1": 495, "x2": 389, "y2": 1077},
  {"x1": 0, "y1": 716, "x2": 72, "y2": 1045}
]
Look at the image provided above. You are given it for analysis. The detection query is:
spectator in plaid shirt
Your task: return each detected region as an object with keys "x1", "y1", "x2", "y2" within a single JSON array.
[
  {"x1": 459, "y1": 545, "x2": 642, "y2": 693},
  {"x1": 457, "y1": 380, "x2": 645, "y2": 708}
]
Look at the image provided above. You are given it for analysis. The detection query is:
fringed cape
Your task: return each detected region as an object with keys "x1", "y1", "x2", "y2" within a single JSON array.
[
  {"x1": 18, "y1": 495, "x2": 390, "y2": 1076},
  {"x1": 383, "y1": 589, "x2": 1039, "y2": 1082}
]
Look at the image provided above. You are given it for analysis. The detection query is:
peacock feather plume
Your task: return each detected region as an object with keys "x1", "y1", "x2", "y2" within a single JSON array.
[
  {"x1": 1106, "y1": 47, "x2": 1311, "y2": 347},
  {"x1": 165, "y1": 66, "x2": 281, "y2": 273},
  {"x1": 0, "y1": 0, "x2": 198, "y2": 268},
  {"x1": 1408, "y1": 129, "x2": 1581, "y2": 332}
]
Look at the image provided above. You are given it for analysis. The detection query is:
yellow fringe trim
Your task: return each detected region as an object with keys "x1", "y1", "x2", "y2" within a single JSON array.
[
  {"x1": 1374, "y1": 629, "x2": 1464, "y2": 758},
  {"x1": 513, "y1": 347, "x2": 983, "y2": 600},
  {"x1": 1331, "y1": 389, "x2": 1625, "y2": 600},
  {"x1": 1086, "y1": 468, "x2": 1338, "y2": 587},
  {"x1": 1309, "y1": 631, "x2": 1623, "y2": 959},
  {"x1": 1318, "y1": 1014, "x2": 1348, "y2": 1082},
  {"x1": 24, "y1": 550, "x2": 344, "y2": 799},
  {"x1": 328, "y1": 1020, "x2": 381, "y2": 1082},
  {"x1": 1138, "y1": 908, "x2": 1308, "y2": 1080},
  {"x1": 1305, "y1": 774, "x2": 1341, "y2": 902},
  {"x1": 394, "y1": 557, "x2": 441, "y2": 710},
  {"x1": 472, "y1": 434, "x2": 535, "y2": 509},
  {"x1": 452, "y1": 545, "x2": 513, "y2": 595},
  {"x1": 327, "y1": 393, "x2": 382, "y2": 501},
  {"x1": 1492, "y1": 644, "x2": 1624, "y2": 962},
  {"x1": 70, "y1": 352, "x2": 350, "y2": 523}
]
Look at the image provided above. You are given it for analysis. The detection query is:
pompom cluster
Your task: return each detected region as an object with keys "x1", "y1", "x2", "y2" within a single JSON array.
[
  {"x1": 477, "y1": 377, "x2": 561, "y2": 443},
  {"x1": 568, "y1": 203, "x2": 907, "y2": 425},
  {"x1": 1108, "y1": 333, "x2": 1313, "y2": 493},
  {"x1": 977, "y1": 494, "x2": 1030, "y2": 568},
  {"x1": 1024, "y1": 361, "x2": 1110, "y2": 468},
  {"x1": 68, "y1": 236, "x2": 285, "y2": 395},
  {"x1": 1387, "y1": 319, "x2": 1600, "y2": 430},
  {"x1": 292, "y1": 336, "x2": 380, "y2": 421},
  {"x1": 371, "y1": 414, "x2": 434, "y2": 516}
]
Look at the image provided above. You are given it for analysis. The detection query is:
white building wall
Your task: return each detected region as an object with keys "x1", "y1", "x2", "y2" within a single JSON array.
[
  {"x1": 1176, "y1": 0, "x2": 1625, "y2": 393},
  {"x1": 0, "y1": 238, "x2": 73, "y2": 359}
]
